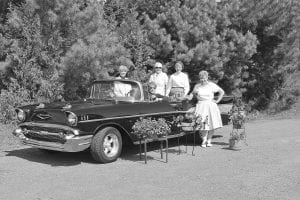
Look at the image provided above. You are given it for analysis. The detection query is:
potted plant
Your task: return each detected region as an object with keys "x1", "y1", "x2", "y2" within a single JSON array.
[
  {"x1": 173, "y1": 113, "x2": 208, "y2": 132},
  {"x1": 229, "y1": 97, "x2": 247, "y2": 149},
  {"x1": 231, "y1": 108, "x2": 246, "y2": 129},
  {"x1": 229, "y1": 129, "x2": 247, "y2": 149},
  {"x1": 132, "y1": 117, "x2": 171, "y2": 140}
]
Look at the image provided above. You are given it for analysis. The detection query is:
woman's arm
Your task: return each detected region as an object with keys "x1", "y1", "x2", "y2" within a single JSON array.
[
  {"x1": 183, "y1": 73, "x2": 190, "y2": 96},
  {"x1": 149, "y1": 74, "x2": 154, "y2": 83},
  {"x1": 163, "y1": 73, "x2": 169, "y2": 96},
  {"x1": 166, "y1": 75, "x2": 173, "y2": 96},
  {"x1": 179, "y1": 83, "x2": 197, "y2": 101},
  {"x1": 214, "y1": 87, "x2": 225, "y2": 104}
]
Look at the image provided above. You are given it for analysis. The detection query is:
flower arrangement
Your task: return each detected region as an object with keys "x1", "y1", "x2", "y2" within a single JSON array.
[
  {"x1": 229, "y1": 97, "x2": 247, "y2": 147},
  {"x1": 132, "y1": 117, "x2": 171, "y2": 139},
  {"x1": 231, "y1": 108, "x2": 246, "y2": 129},
  {"x1": 230, "y1": 97, "x2": 247, "y2": 129},
  {"x1": 173, "y1": 112, "x2": 208, "y2": 131},
  {"x1": 230, "y1": 130, "x2": 246, "y2": 140}
]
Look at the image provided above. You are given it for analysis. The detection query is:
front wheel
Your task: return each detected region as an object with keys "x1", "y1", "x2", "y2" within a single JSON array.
[{"x1": 90, "y1": 127, "x2": 122, "y2": 163}]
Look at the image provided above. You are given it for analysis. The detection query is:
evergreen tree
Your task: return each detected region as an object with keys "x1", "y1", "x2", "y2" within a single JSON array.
[
  {"x1": 63, "y1": 1, "x2": 132, "y2": 99},
  {"x1": 1, "y1": 0, "x2": 64, "y2": 101},
  {"x1": 237, "y1": 0, "x2": 300, "y2": 110},
  {"x1": 104, "y1": 0, "x2": 155, "y2": 82},
  {"x1": 142, "y1": 0, "x2": 258, "y2": 96}
]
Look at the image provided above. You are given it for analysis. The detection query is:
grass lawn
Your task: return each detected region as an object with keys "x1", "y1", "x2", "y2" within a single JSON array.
[{"x1": 0, "y1": 123, "x2": 21, "y2": 151}]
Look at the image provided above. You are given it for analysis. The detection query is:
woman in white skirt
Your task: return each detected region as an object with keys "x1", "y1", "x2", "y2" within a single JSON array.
[{"x1": 185, "y1": 70, "x2": 225, "y2": 147}]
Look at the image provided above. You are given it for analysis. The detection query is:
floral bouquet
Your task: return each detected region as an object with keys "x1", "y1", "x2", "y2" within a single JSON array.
[
  {"x1": 230, "y1": 97, "x2": 247, "y2": 129},
  {"x1": 230, "y1": 130, "x2": 247, "y2": 141},
  {"x1": 231, "y1": 109, "x2": 246, "y2": 129},
  {"x1": 229, "y1": 97, "x2": 247, "y2": 147},
  {"x1": 132, "y1": 117, "x2": 171, "y2": 139},
  {"x1": 173, "y1": 112, "x2": 208, "y2": 131}
]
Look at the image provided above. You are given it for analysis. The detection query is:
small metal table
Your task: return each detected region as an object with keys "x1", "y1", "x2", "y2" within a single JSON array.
[{"x1": 139, "y1": 131, "x2": 196, "y2": 164}]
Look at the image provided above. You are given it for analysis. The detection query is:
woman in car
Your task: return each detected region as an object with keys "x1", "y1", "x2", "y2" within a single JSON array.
[
  {"x1": 114, "y1": 65, "x2": 132, "y2": 96},
  {"x1": 116, "y1": 65, "x2": 129, "y2": 79},
  {"x1": 147, "y1": 82, "x2": 166, "y2": 101}
]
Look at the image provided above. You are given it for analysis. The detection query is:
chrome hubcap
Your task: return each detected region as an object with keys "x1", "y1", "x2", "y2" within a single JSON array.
[{"x1": 103, "y1": 133, "x2": 119, "y2": 157}]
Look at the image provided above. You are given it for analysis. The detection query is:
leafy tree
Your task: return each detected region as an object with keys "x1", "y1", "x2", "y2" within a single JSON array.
[
  {"x1": 2, "y1": 0, "x2": 64, "y2": 100},
  {"x1": 0, "y1": 0, "x2": 25, "y2": 22},
  {"x1": 63, "y1": 1, "x2": 132, "y2": 100},
  {"x1": 237, "y1": 0, "x2": 300, "y2": 110},
  {"x1": 0, "y1": 0, "x2": 65, "y2": 122},
  {"x1": 104, "y1": 0, "x2": 155, "y2": 82},
  {"x1": 142, "y1": 0, "x2": 258, "y2": 96}
]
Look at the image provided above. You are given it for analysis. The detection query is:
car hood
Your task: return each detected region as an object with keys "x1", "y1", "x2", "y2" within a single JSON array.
[
  {"x1": 38, "y1": 99, "x2": 114, "y2": 110},
  {"x1": 18, "y1": 99, "x2": 116, "y2": 125}
]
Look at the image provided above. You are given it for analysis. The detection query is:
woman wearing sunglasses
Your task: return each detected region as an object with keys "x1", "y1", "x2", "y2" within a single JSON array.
[{"x1": 149, "y1": 62, "x2": 168, "y2": 96}]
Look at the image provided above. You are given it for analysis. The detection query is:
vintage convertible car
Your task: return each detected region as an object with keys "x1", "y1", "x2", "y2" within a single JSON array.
[{"x1": 12, "y1": 79, "x2": 232, "y2": 163}]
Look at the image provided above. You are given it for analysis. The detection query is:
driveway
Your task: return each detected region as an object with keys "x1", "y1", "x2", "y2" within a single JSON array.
[{"x1": 0, "y1": 115, "x2": 300, "y2": 200}]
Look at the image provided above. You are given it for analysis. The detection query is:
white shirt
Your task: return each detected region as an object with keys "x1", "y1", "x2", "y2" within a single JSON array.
[
  {"x1": 116, "y1": 76, "x2": 128, "y2": 80},
  {"x1": 193, "y1": 82, "x2": 222, "y2": 101},
  {"x1": 166, "y1": 72, "x2": 190, "y2": 96},
  {"x1": 149, "y1": 72, "x2": 168, "y2": 96},
  {"x1": 114, "y1": 81, "x2": 132, "y2": 97}
]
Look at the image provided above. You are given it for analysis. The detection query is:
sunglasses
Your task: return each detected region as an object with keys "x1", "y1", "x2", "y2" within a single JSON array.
[{"x1": 155, "y1": 67, "x2": 162, "y2": 69}]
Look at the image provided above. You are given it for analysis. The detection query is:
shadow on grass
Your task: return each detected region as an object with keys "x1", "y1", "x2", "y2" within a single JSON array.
[
  {"x1": 120, "y1": 137, "x2": 195, "y2": 163},
  {"x1": 213, "y1": 135, "x2": 223, "y2": 139},
  {"x1": 212, "y1": 141, "x2": 229, "y2": 146},
  {"x1": 4, "y1": 148, "x2": 94, "y2": 166},
  {"x1": 4, "y1": 132, "x2": 225, "y2": 165},
  {"x1": 221, "y1": 147, "x2": 241, "y2": 151},
  {"x1": 4, "y1": 137, "x2": 198, "y2": 166}
]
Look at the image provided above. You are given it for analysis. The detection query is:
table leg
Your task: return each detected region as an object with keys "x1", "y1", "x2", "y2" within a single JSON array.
[
  {"x1": 178, "y1": 137, "x2": 181, "y2": 155},
  {"x1": 160, "y1": 141, "x2": 163, "y2": 159},
  {"x1": 139, "y1": 139, "x2": 142, "y2": 160},
  {"x1": 166, "y1": 139, "x2": 168, "y2": 163},
  {"x1": 185, "y1": 135, "x2": 188, "y2": 153},
  {"x1": 144, "y1": 139, "x2": 147, "y2": 164},
  {"x1": 192, "y1": 131, "x2": 195, "y2": 156}
]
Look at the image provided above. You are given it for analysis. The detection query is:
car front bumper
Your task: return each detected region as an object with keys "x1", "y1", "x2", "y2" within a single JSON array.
[{"x1": 12, "y1": 122, "x2": 93, "y2": 152}]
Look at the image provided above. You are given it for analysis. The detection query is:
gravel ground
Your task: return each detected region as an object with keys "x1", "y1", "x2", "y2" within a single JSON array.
[{"x1": 0, "y1": 114, "x2": 299, "y2": 200}]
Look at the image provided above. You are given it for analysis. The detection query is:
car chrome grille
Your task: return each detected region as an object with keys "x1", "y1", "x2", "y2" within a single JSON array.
[{"x1": 21, "y1": 126, "x2": 68, "y2": 144}]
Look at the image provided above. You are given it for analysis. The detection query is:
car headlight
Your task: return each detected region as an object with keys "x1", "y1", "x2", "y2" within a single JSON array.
[
  {"x1": 16, "y1": 109, "x2": 26, "y2": 122},
  {"x1": 66, "y1": 111, "x2": 78, "y2": 126}
]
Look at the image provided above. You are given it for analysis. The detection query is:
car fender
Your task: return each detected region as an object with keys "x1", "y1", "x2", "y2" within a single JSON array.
[{"x1": 93, "y1": 121, "x2": 133, "y2": 143}]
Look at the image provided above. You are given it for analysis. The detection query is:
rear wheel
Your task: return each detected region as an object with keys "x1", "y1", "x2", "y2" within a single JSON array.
[{"x1": 90, "y1": 127, "x2": 122, "y2": 163}]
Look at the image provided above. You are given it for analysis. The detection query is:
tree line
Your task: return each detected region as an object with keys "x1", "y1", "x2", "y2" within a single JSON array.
[{"x1": 0, "y1": 0, "x2": 299, "y2": 123}]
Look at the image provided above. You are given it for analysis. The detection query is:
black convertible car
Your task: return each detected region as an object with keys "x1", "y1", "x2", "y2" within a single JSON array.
[{"x1": 12, "y1": 79, "x2": 232, "y2": 163}]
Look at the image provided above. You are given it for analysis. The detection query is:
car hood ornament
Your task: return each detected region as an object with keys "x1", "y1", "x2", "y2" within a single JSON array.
[{"x1": 36, "y1": 113, "x2": 52, "y2": 120}]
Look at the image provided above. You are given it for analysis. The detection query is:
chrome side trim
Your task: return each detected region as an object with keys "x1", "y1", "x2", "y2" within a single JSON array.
[{"x1": 78, "y1": 111, "x2": 187, "y2": 123}]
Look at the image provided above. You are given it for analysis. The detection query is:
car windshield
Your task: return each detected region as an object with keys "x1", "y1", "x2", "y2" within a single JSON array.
[{"x1": 89, "y1": 80, "x2": 141, "y2": 101}]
